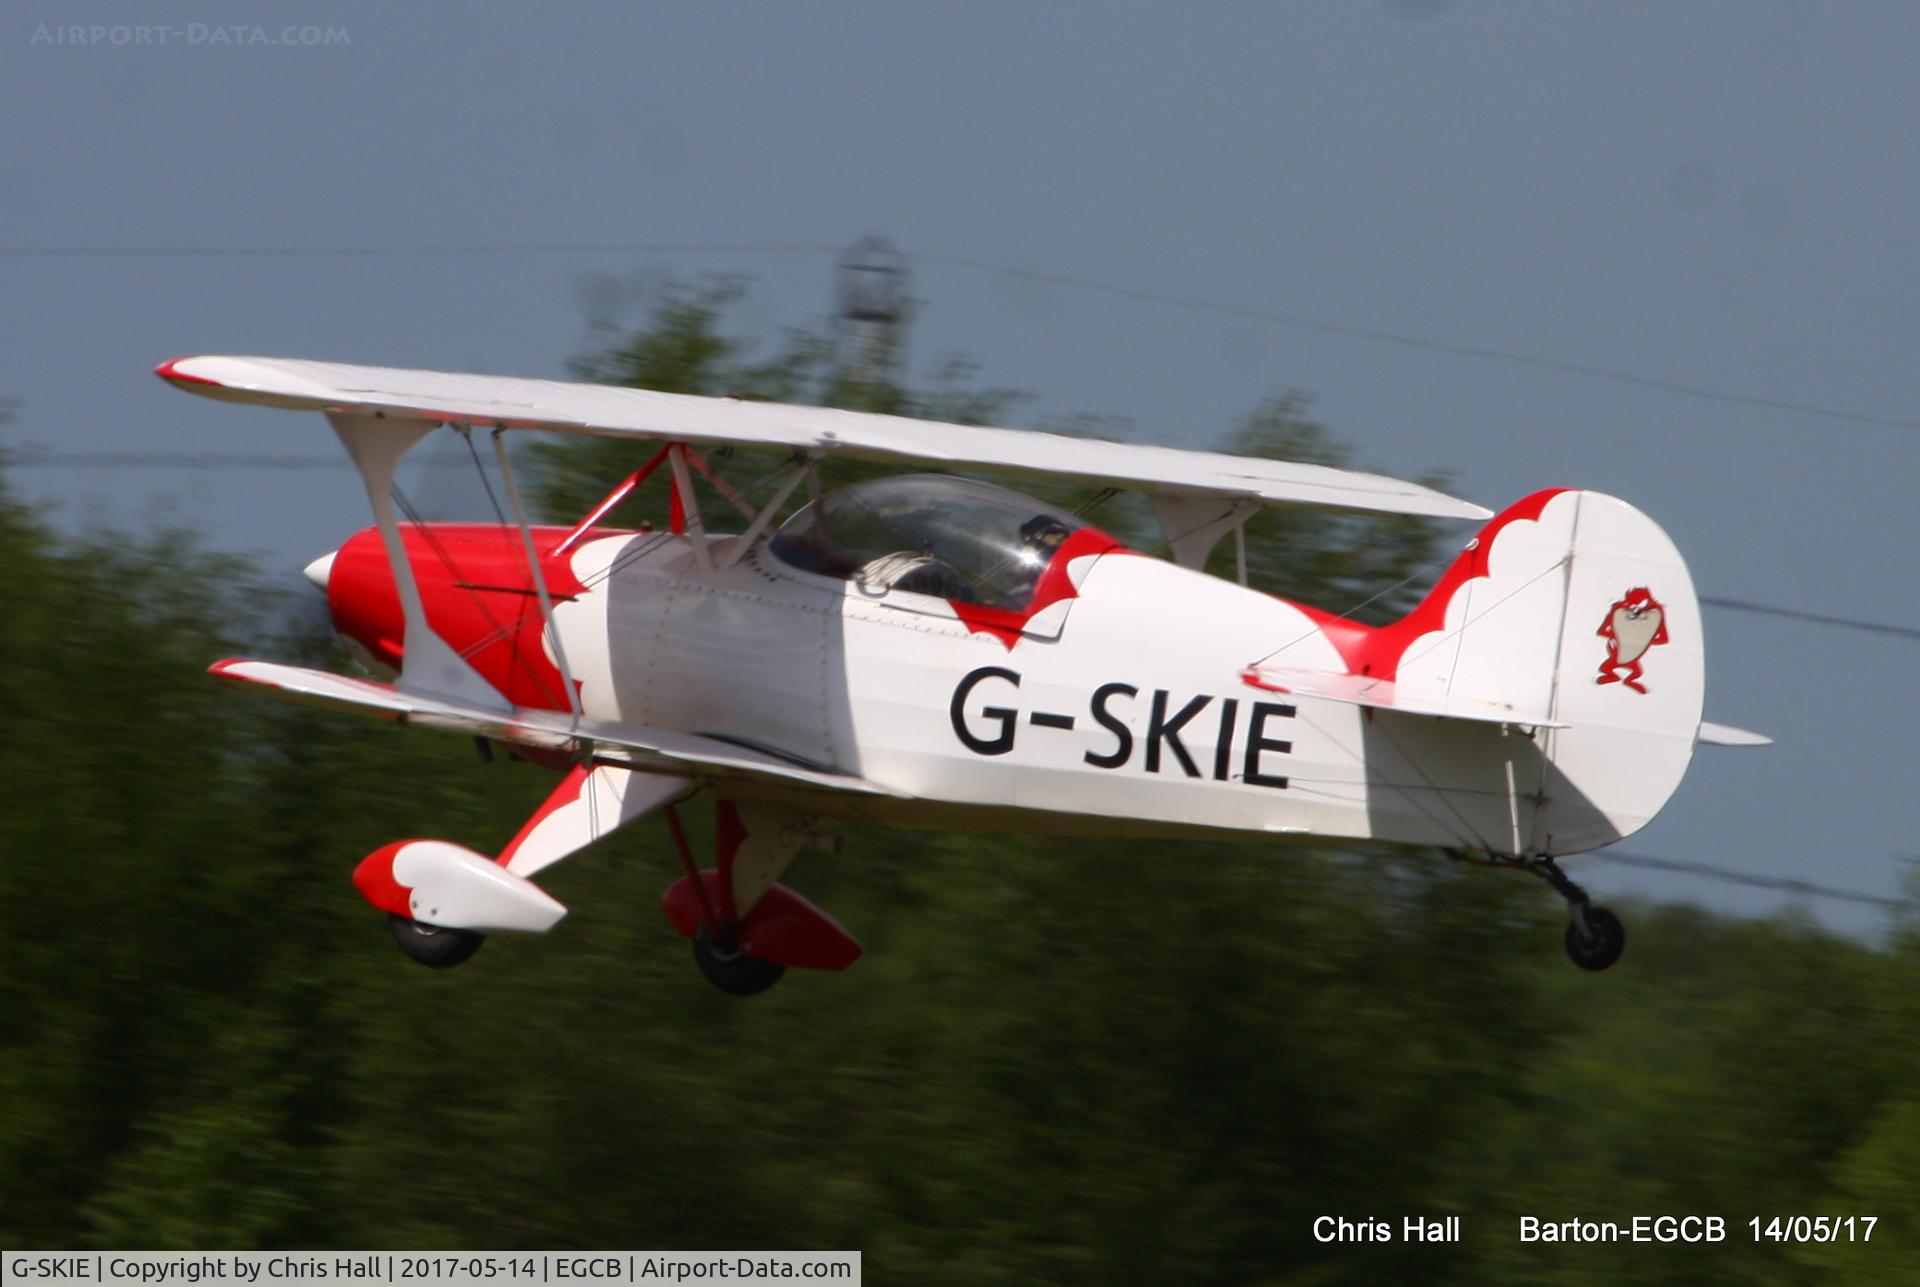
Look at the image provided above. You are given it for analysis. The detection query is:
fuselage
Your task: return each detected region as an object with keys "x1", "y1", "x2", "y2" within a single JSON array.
[{"x1": 319, "y1": 518, "x2": 1596, "y2": 856}]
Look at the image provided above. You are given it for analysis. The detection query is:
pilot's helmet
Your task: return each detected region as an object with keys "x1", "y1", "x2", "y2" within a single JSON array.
[{"x1": 1019, "y1": 515, "x2": 1070, "y2": 551}]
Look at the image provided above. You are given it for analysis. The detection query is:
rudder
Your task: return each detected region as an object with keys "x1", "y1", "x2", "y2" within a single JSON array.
[{"x1": 1382, "y1": 489, "x2": 1704, "y2": 853}]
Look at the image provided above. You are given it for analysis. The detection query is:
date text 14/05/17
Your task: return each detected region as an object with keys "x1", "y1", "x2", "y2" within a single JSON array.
[{"x1": 1751, "y1": 1216, "x2": 1876, "y2": 1243}]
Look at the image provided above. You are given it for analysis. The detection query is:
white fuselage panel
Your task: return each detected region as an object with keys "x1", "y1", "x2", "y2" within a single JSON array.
[{"x1": 551, "y1": 534, "x2": 1595, "y2": 854}]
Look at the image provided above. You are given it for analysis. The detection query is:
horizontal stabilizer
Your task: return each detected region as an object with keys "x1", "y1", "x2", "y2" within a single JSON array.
[
  {"x1": 1240, "y1": 664, "x2": 1569, "y2": 728},
  {"x1": 210, "y1": 657, "x2": 908, "y2": 798},
  {"x1": 1698, "y1": 721, "x2": 1773, "y2": 747}
]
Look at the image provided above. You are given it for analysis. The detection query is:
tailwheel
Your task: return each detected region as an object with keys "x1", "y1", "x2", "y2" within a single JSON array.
[
  {"x1": 1516, "y1": 854, "x2": 1628, "y2": 972},
  {"x1": 387, "y1": 913, "x2": 485, "y2": 969},
  {"x1": 1564, "y1": 905, "x2": 1626, "y2": 972},
  {"x1": 692, "y1": 923, "x2": 785, "y2": 996},
  {"x1": 1452, "y1": 850, "x2": 1629, "y2": 973}
]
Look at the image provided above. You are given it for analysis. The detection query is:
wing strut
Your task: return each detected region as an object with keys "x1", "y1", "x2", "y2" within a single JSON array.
[
  {"x1": 327, "y1": 412, "x2": 508, "y2": 712},
  {"x1": 681, "y1": 445, "x2": 756, "y2": 520},
  {"x1": 488, "y1": 428, "x2": 583, "y2": 723},
  {"x1": 1149, "y1": 492, "x2": 1263, "y2": 581},
  {"x1": 554, "y1": 444, "x2": 673, "y2": 556},
  {"x1": 549, "y1": 441, "x2": 814, "y2": 574},
  {"x1": 719, "y1": 458, "x2": 813, "y2": 571},
  {"x1": 667, "y1": 444, "x2": 713, "y2": 573}
]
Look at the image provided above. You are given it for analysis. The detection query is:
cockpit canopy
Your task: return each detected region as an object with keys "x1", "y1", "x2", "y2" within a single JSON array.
[{"x1": 770, "y1": 474, "x2": 1088, "y2": 611}]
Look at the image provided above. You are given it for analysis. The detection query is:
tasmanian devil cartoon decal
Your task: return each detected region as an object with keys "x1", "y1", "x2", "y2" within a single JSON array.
[{"x1": 1596, "y1": 587, "x2": 1669, "y2": 693}]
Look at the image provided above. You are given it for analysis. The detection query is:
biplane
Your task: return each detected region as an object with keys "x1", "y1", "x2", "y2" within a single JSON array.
[{"x1": 158, "y1": 355, "x2": 1766, "y2": 990}]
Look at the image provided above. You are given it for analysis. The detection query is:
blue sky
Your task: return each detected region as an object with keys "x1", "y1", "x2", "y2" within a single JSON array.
[{"x1": 5, "y1": 1, "x2": 1915, "y2": 932}]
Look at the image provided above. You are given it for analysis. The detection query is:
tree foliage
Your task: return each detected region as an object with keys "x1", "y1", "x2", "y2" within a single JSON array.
[{"x1": 1, "y1": 294, "x2": 1915, "y2": 1283}]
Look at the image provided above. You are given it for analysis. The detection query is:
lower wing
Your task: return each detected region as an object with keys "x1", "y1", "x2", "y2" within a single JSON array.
[{"x1": 209, "y1": 658, "x2": 909, "y2": 798}]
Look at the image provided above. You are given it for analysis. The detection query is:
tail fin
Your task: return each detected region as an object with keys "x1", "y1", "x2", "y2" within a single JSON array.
[{"x1": 1383, "y1": 488, "x2": 1705, "y2": 852}]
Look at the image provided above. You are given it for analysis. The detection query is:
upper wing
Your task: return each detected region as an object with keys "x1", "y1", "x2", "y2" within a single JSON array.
[
  {"x1": 210, "y1": 658, "x2": 910, "y2": 798},
  {"x1": 157, "y1": 355, "x2": 1489, "y2": 522}
]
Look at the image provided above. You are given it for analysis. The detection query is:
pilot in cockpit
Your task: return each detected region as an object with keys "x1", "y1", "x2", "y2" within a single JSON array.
[
  {"x1": 1018, "y1": 515, "x2": 1070, "y2": 563},
  {"x1": 773, "y1": 475, "x2": 1087, "y2": 611},
  {"x1": 1006, "y1": 514, "x2": 1071, "y2": 603}
]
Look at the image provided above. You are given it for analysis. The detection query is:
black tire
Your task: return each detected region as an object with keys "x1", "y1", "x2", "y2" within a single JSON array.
[
  {"x1": 387, "y1": 913, "x2": 485, "y2": 969},
  {"x1": 693, "y1": 923, "x2": 786, "y2": 996},
  {"x1": 1564, "y1": 905, "x2": 1626, "y2": 972}
]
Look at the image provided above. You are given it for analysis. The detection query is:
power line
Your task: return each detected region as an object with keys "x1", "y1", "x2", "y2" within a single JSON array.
[
  {"x1": 7, "y1": 448, "x2": 349, "y2": 471},
  {"x1": 1, "y1": 238, "x2": 1913, "y2": 434},
  {"x1": 1701, "y1": 595, "x2": 1920, "y2": 643},
  {"x1": 0, "y1": 241, "x2": 836, "y2": 260},
  {"x1": 4, "y1": 447, "x2": 493, "y2": 472},
  {"x1": 1584, "y1": 849, "x2": 1910, "y2": 910},
  {"x1": 11, "y1": 447, "x2": 1920, "y2": 645},
  {"x1": 913, "y1": 250, "x2": 1920, "y2": 435}
]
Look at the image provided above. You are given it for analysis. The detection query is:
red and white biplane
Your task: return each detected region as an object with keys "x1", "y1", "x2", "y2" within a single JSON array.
[{"x1": 159, "y1": 355, "x2": 1766, "y2": 989}]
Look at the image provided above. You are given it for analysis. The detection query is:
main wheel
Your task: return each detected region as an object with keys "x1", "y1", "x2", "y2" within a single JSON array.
[
  {"x1": 693, "y1": 923, "x2": 786, "y2": 996},
  {"x1": 388, "y1": 913, "x2": 485, "y2": 969},
  {"x1": 1564, "y1": 905, "x2": 1625, "y2": 972}
]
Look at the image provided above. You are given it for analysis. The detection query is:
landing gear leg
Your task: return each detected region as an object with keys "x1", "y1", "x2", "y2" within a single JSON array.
[
  {"x1": 664, "y1": 801, "x2": 788, "y2": 996},
  {"x1": 1449, "y1": 850, "x2": 1626, "y2": 972},
  {"x1": 1528, "y1": 856, "x2": 1626, "y2": 972}
]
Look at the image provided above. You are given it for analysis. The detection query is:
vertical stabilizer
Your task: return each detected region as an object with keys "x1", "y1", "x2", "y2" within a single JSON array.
[{"x1": 1379, "y1": 489, "x2": 1705, "y2": 852}]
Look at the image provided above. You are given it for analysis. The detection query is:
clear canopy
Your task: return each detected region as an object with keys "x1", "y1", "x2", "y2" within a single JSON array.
[{"x1": 770, "y1": 474, "x2": 1086, "y2": 610}]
